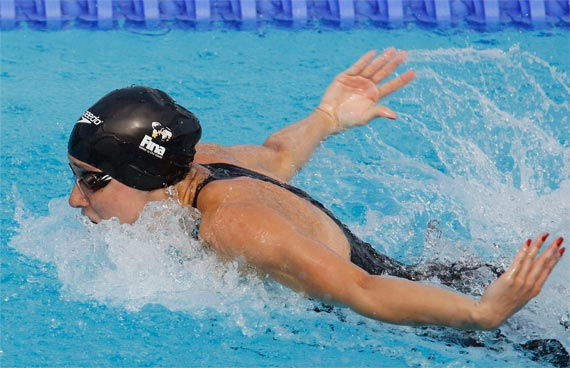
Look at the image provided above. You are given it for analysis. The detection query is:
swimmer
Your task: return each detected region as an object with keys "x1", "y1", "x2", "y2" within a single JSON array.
[{"x1": 67, "y1": 49, "x2": 565, "y2": 331}]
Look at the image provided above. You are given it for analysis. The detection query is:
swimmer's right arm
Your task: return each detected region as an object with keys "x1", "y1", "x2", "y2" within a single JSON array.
[
  {"x1": 202, "y1": 49, "x2": 415, "y2": 182},
  {"x1": 205, "y1": 206, "x2": 565, "y2": 329}
]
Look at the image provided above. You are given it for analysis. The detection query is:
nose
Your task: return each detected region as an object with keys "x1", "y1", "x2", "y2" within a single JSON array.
[{"x1": 69, "y1": 181, "x2": 89, "y2": 208}]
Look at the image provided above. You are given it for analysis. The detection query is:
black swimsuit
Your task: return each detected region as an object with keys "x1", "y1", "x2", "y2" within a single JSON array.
[{"x1": 192, "y1": 163, "x2": 443, "y2": 280}]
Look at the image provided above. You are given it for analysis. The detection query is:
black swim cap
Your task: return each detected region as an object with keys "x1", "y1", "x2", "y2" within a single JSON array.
[{"x1": 68, "y1": 86, "x2": 202, "y2": 191}]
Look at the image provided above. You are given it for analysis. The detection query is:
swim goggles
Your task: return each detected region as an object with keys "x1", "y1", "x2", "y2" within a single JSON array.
[{"x1": 69, "y1": 163, "x2": 112, "y2": 195}]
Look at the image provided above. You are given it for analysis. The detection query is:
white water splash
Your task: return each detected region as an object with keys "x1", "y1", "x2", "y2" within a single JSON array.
[{"x1": 10, "y1": 198, "x2": 314, "y2": 328}]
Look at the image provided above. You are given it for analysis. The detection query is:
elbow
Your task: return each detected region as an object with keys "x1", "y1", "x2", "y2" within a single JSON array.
[
  {"x1": 262, "y1": 142, "x2": 297, "y2": 181},
  {"x1": 352, "y1": 274, "x2": 413, "y2": 325}
]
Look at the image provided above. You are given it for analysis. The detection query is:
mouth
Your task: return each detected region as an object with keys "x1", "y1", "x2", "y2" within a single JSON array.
[{"x1": 81, "y1": 209, "x2": 99, "y2": 224}]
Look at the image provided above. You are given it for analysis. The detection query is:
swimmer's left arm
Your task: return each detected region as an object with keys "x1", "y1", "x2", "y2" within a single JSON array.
[
  {"x1": 261, "y1": 49, "x2": 416, "y2": 181},
  {"x1": 195, "y1": 49, "x2": 415, "y2": 182}
]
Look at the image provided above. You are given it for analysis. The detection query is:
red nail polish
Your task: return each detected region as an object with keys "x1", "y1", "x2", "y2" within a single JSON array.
[
  {"x1": 526, "y1": 239, "x2": 531, "y2": 247},
  {"x1": 560, "y1": 247, "x2": 566, "y2": 257},
  {"x1": 541, "y1": 233, "x2": 549, "y2": 242},
  {"x1": 556, "y1": 237, "x2": 564, "y2": 247}
]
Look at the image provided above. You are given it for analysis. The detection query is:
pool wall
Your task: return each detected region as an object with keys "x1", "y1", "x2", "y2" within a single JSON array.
[{"x1": 1, "y1": 0, "x2": 569, "y2": 30}]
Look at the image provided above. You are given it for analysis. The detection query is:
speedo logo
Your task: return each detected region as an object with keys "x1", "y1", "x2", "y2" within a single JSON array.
[
  {"x1": 77, "y1": 110, "x2": 103, "y2": 125},
  {"x1": 139, "y1": 122, "x2": 170, "y2": 159}
]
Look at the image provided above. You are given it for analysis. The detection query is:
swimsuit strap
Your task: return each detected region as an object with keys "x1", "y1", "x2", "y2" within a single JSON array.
[
  {"x1": 191, "y1": 173, "x2": 217, "y2": 208},
  {"x1": 191, "y1": 163, "x2": 355, "y2": 235}
]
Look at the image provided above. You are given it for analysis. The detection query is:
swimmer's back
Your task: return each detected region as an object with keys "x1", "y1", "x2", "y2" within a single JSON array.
[{"x1": 181, "y1": 148, "x2": 352, "y2": 260}]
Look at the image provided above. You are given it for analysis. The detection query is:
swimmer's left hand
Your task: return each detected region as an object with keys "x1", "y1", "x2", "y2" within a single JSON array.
[
  {"x1": 317, "y1": 48, "x2": 416, "y2": 134},
  {"x1": 473, "y1": 234, "x2": 565, "y2": 330}
]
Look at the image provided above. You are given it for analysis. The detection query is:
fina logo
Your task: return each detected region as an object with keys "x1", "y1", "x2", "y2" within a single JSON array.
[
  {"x1": 77, "y1": 110, "x2": 103, "y2": 125},
  {"x1": 138, "y1": 121, "x2": 172, "y2": 159}
]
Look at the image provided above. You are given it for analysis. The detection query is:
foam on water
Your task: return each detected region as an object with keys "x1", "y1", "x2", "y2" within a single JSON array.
[{"x1": 11, "y1": 197, "x2": 310, "y2": 321}]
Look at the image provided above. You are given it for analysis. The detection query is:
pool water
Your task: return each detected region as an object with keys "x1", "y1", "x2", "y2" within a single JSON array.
[{"x1": 1, "y1": 27, "x2": 569, "y2": 366}]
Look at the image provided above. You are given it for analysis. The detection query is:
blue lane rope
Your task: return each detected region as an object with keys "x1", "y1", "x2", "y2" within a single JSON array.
[{"x1": 1, "y1": 0, "x2": 568, "y2": 30}]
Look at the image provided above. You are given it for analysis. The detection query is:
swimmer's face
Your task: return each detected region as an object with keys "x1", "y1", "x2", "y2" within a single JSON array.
[{"x1": 68, "y1": 155, "x2": 167, "y2": 224}]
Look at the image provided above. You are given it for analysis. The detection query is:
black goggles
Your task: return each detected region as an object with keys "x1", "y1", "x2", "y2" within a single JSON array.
[{"x1": 69, "y1": 163, "x2": 112, "y2": 193}]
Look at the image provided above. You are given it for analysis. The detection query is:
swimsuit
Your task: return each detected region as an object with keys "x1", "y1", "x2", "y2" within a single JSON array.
[{"x1": 191, "y1": 163, "x2": 440, "y2": 280}]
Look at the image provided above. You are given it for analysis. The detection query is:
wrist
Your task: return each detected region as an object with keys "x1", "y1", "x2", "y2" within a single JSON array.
[
  {"x1": 470, "y1": 300, "x2": 500, "y2": 331},
  {"x1": 314, "y1": 106, "x2": 341, "y2": 134}
]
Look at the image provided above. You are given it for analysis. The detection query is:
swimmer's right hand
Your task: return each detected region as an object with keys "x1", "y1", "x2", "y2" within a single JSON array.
[
  {"x1": 317, "y1": 48, "x2": 416, "y2": 134},
  {"x1": 473, "y1": 234, "x2": 565, "y2": 330}
]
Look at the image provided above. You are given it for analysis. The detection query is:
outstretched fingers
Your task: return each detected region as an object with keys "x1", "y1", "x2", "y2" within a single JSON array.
[
  {"x1": 371, "y1": 50, "x2": 409, "y2": 84},
  {"x1": 361, "y1": 48, "x2": 396, "y2": 78},
  {"x1": 506, "y1": 234, "x2": 547, "y2": 278},
  {"x1": 342, "y1": 48, "x2": 415, "y2": 105},
  {"x1": 377, "y1": 70, "x2": 416, "y2": 98},
  {"x1": 345, "y1": 50, "x2": 377, "y2": 76},
  {"x1": 518, "y1": 233, "x2": 550, "y2": 277},
  {"x1": 345, "y1": 48, "x2": 410, "y2": 86},
  {"x1": 506, "y1": 238, "x2": 532, "y2": 278},
  {"x1": 527, "y1": 237, "x2": 565, "y2": 295},
  {"x1": 361, "y1": 70, "x2": 415, "y2": 121}
]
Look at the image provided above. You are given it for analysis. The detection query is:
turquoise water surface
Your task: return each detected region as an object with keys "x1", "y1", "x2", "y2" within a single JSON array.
[{"x1": 1, "y1": 27, "x2": 569, "y2": 366}]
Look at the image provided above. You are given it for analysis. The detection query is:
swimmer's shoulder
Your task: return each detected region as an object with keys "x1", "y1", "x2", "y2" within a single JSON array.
[{"x1": 194, "y1": 143, "x2": 234, "y2": 163}]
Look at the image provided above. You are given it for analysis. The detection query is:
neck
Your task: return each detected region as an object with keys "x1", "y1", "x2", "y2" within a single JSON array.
[{"x1": 172, "y1": 164, "x2": 210, "y2": 207}]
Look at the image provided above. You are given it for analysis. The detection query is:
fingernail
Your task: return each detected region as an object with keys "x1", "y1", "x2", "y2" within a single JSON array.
[
  {"x1": 541, "y1": 233, "x2": 549, "y2": 242},
  {"x1": 560, "y1": 247, "x2": 566, "y2": 257},
  {"x1": 526, "y1": 239, "x2": 532, "y2": 247},
  {"x1": 556, "y1": 237, "x2": 564, "y2": 247}
]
